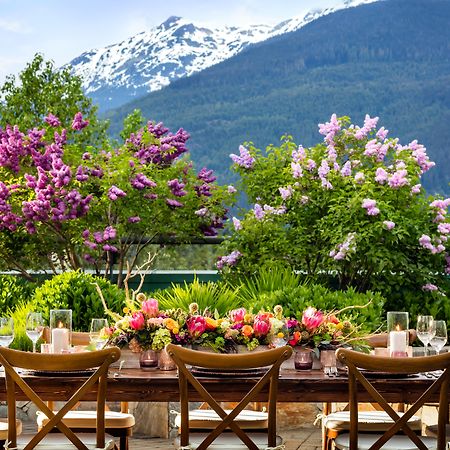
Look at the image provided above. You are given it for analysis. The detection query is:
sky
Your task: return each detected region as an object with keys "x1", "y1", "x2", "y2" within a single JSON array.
[{"x1": 0, "y1": 0, "x2": 345, "y2": 83}]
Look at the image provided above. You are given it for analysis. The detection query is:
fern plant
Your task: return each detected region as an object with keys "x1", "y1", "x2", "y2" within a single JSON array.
[{"x1": 155, "y1": 277, "x2": 242, "y2": 316}]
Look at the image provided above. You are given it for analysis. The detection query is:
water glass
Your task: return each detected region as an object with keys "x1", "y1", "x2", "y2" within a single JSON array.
[
  {"x1": 430, "y1": 320, "x2": 447, "y2": 354},
  {"x1": 0, "y1": 318, "x2": 14, "y2": 348},
  {"x1": 416, "y1": 315, "x2": 435, "y2": 355},
  {"x1": 89, "y1": 318, "x2": 109, "y2": 350},
  {"x1": 26, "y1": 312, "x2": 44, "y2": 353}
]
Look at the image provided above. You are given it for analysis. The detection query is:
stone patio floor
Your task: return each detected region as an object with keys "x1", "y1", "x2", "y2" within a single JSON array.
[{"x1": 129, "y1": 427, "x2": 323, "y2": 450}]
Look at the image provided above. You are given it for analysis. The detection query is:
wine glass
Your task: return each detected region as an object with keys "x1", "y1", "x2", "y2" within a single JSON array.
[
  {"x1": 0, "y1": 317, "x2": 14, "y2": 348},
  {"x1": 430, "y1": 320, "x2": 447, "y2": 355},
  {"x1": 26, "y1": 312, "x2": 44, "y2": 353},
  {"x1": 416, "y1": 315, "x2": 435, "y2": 355},
  {"x1": 89, "y1": 318, "x2": 108, "y2": 350}
]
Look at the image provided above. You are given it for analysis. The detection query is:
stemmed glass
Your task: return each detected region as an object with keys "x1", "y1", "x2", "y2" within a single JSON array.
[
  {"x1": 0, "y1": 317, "x2": 14, "y2": 348},
  {"x1": 89, "y1": 318, "x2": 108, "y2": 350},
  {"x1": 416, "y1": 315, "x2": 435, "y2": 355},
  {"x1": 430, "y1": 320, "x2": 447, "y2": 355},
  {"x1": 26, "y1": 312, "x2": 44, "y2": 353}
]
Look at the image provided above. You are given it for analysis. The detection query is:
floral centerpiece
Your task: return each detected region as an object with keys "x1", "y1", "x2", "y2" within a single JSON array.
[
  {"x1": 220, "y1": 305, "x2": 287, "y2": 351},
  {"x1": 286, "y1": 306, "x2": 364, "y2": 353},
  {"x1": 106, "y1": 293, "x2": 189, "y2": 352}
]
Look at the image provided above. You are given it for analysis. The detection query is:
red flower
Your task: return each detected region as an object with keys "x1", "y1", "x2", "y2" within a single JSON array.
[{"x1": 130, "y1": 312, "x2": 145, "y2": 330}]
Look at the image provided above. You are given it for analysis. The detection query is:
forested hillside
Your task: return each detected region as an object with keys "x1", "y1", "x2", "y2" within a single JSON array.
[{"x1": 107, "y1": 0, "x2": 450, "y2": 195}]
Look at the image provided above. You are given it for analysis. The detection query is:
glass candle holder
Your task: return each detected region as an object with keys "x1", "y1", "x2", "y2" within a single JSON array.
[
  {"x1": 294, "y1": 348, "x2": 313, "y2": 370},
  {"x1": 139, "y1": 349, "x2": 159, "y2": 370},
  {"x1": 49, "y1": 309, "x2": 72, "y2": 353},
  {"x1": 387, "y1": 311, "x2": 409, "y2": 357}
]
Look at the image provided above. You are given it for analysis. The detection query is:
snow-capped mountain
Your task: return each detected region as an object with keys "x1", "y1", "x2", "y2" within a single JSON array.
[{"x1": 68, "y1": 0, "x2": 379, "y2": 111}]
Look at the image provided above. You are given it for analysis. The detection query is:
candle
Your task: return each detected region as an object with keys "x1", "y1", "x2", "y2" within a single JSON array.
[
  {"x1": 52, "y1": 323, "x2": 70, "y2": 353},
  {"x1": 389, "y1": 330, "x2": 408, "y2": 357}
]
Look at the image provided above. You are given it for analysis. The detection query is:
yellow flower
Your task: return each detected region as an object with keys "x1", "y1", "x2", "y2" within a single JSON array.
[
  {"x1": 244, "y1": 313, "x2": 253, "y2": 323},
  {"x1": 336, "y1": 322, "x2": 344, "y2": 330},
  {"x1": 164, "y1": 318, "x2": 178, "y2": 331},
  {"x1": 123, "y1": 307, "x2": 130, "y2": 314},
  {"x1": 136, "y1": 292, "x2": 146, "y2": 303},
  {"x1": 277, "y1": 332, "x2": 285, "y2": 338},
  {"x1": 172, "y1": 328, "x2": 179, "y2": 334}
]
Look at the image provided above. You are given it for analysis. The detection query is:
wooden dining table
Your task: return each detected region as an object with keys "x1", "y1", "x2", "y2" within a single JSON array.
[{"x1": 0, "y1": 368, "x2": 439, "y2": 404}]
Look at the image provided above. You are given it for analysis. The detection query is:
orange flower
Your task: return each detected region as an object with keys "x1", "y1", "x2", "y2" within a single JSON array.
[
  {"x1": 164, "y1": 318, "x2": 178, "y2": 331},
  {"x1": 241, "y1": 325, "x2": 254, "y2": 337},
  {"x1": 205, "y1": 317, "x2": 218, "y2": 331}
]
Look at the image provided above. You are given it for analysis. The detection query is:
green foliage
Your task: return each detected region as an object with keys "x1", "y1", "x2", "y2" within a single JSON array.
[
  {"x1": 8, "y1": 300, "x2": 35, "y2": 351},
  {"x1": 155, "y1": 277, "x2": 241, "y2": 316},
  {"x1": 32, "y1": 271, "x2": 125, "y2": 331},
  {"x1": 0, "y1": 275, "x2": 36, "y2": 315},
  {"x1": 232, "y1": 267, "x2": 384, "y2": 332},
  {"x1": 0, "y1": 53, "x2": 108, "y2": 148}
]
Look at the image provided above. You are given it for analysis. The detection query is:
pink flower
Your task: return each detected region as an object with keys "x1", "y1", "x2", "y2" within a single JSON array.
[
  {"x1": 187, "y1": 315, "x2": 207, "y2": 338},
  {"x1": 230, "y1": 308, "x2": 246, "y2": 323},
  {"x1": 142, "y1": 298, "x2": 159, "y2": 317},
  {"x1": 383, "y1": 220, "x2": 395, "y2": 230},
  {"x1": 129, "y1": 312, "x2": 145, "y2": 330},
  {"x1": 253, "y1": 319, "x2": 270, "y2": 337},
  {"x1": 302, "y1": 307, "x2": 324, "y2": 330}
]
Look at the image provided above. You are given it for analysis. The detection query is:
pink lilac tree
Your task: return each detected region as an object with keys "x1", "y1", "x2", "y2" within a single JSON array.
[
  {"x1": 0, "y1": 113, "x2": 233, "y2": 286},
  {"x1": 220, "y1": 114, "x2": 450, "y2": 315}
]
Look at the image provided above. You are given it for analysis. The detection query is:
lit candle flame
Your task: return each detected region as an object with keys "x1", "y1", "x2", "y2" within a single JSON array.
[
  {"x1": 58, "y1": 321, "x2": 64, "y2": 328},
  {"x1": 395, "y1": 324, "x2": 401, "y2": 331}
]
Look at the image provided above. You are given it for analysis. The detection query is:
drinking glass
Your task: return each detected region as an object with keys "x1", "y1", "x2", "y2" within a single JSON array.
[
  {"x1": 89, "y1": 318, "x2": 108, "y2": 350},
  {"x1": 0, "y1": 318, "x2": 14, "y2": 348},
  {"x1": 26, "y1": 312, "x2": 44, "y2": 353},
  {"x1": 430, "y1": 320, "x2": 447, "y2": 354},
  {"x1": 416, "y1": 315, "x2": 435, "y2": 355}
]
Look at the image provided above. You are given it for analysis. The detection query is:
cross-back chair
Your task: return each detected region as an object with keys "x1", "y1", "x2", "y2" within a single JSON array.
[
  {"x1": 321, "y1": 331, "x2": 421, "y2": 450},
  {"x1": 37, "y1": 331, "x2": 135, "y2": 450},
  {"x1": 166, "y1": 343, "x2": 292, "y2": 450},
  {"x1": 0, "y1": 346, "x2": 120, "y2": 450},
  {"x1": 334, "y1": 348, "x2": 450, "y2": 450}
]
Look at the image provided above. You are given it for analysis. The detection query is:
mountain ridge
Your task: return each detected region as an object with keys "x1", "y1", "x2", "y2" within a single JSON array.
[{"x1": 67, "y1": 0, "x2": 379, "y2": 110}]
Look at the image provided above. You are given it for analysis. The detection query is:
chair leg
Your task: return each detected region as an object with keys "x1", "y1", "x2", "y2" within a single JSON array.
[{"x1": 119, "y1": 435, "x2": 128, "y2": 450}]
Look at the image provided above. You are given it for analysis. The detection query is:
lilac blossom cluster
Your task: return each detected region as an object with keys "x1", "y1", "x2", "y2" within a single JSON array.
[
  {"x1": 230, "y1": 145, "x2": 255, "y2": 169},
  {"x1": 329, "y1": 232, "x2": 357, "y2": 261},
  {"x1": 216, "y1": 250, "x2": 242, "y2": 270},
  {"x1": 126, "y1": 122, "x2": 190, "y2": 166},
  {"x1": 362, "y1": 199, "x2": 380, "y2": 216},
  {"x1": 253, "y1": 203, "x2": 286, "y2": 220}
]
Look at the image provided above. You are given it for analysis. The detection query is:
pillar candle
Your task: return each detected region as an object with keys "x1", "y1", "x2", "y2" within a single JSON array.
[
  {"x1": 389, "y1": 330, "x2": 407, "y2": 357},
  {"x1": 52, "y1": 327, "x2": 69, "y2": 353}
]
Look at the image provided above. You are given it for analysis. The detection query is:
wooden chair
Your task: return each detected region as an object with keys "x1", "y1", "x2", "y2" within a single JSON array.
[
  {"x1": 321, "y1": 331, "x2": 421, "y2": 450},
  {"x1": 166, "y1": 343, "x2": 292, "y2": 450},
  {"x1": 0, "y1": 345, "x2": 120, "y2": 450},
  {"x1": 334, "y1": 348, "x2": 450, "y2": 450},
  {"x1": 37, "y1": 330, "x2": 135, "y2": 450}
]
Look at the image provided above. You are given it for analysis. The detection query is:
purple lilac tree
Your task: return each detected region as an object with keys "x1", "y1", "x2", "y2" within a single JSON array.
[{"x1": 0, "y1": 113, "x2": 233, "y2": 286}]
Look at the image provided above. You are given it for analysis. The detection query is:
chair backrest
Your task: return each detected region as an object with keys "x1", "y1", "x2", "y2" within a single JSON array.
[
  {"x1": 166, "y1": 344, "x2": 292, "y2": 450},
  {"x1": 336, "y1": 348, "x2": 450, "y2": 450},
  {"x1": 0, "y1": 346, "x2": 120, "y2": 450}
]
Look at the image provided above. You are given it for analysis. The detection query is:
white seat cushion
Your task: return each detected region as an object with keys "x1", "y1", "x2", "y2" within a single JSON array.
[
  {"x1": 174, "y1": 409, "x2": 268, "y2": 430},
  {"x1": 175, "y1": 432, "x2": 282, "y2": 449},
  {"x1": 0, "y1": 418, "x2": 22, "y2": 440},
  {"x1": 37, "y1": 410, "x2": 135, "y2": 429},
  {"x1": 323, "y1": 410, "x2": 422, "y2": 432},
  {"x1": 16, "y1": 432, "x2": 116, "y2": 449},
  {"x1": 335, "y1": 433, "x2": 437, "y2": 450}
]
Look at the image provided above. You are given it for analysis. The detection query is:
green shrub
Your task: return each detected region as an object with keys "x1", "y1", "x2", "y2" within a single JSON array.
[
  {"x1": 234, "y1": 268, "x2": 384, "y2": 333},
  {"x1": 155, "y1": 277, "x2": 241, "y2": 316},
  {"x1": 0, "y1": 275, "x2": 36, "y2": 315},
  {"x1": 33, "y1": 271, "x2": 125, "y2": 331}
]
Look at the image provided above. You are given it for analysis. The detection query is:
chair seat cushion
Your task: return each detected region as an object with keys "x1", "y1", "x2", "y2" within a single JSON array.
[
  {"x1": 425, "y1": 423, "x2": 450, "y2": 438},
  {"x1": 37, "y1": 410, "x2": 135, "y2": 429},
  {"x1": 17, "y1": 432, "x2": 116, "y2": 450},
  {"x1": 0, "y1": 418, "x2": 22, "y2": 440},
  {"x1": 323, "y1": 411, "x2": 422, "y2": 432},
  {"x1": 175, "y1": 432, "x2": 282, "y2": 449},
  {"x1": 335, "y1": 433, "x2": 437, "y2": 450},
  {"x1": 174, "y1": 409, "x2": 268, "y2": 430}
]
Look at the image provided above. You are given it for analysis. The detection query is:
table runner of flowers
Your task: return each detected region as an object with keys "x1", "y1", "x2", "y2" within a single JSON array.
[{"x1": 105, "y1": 293, "x2": 369, "y2": 354}]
